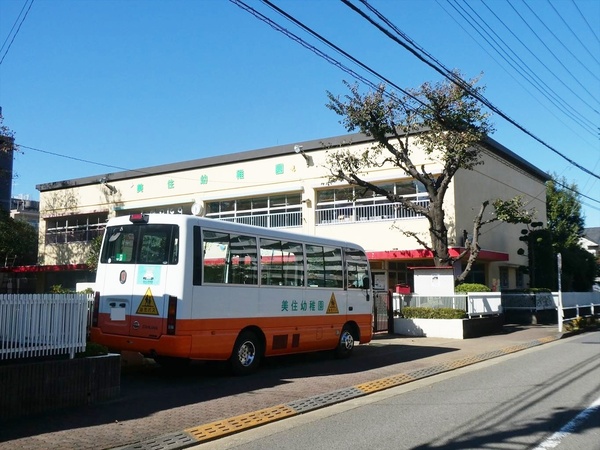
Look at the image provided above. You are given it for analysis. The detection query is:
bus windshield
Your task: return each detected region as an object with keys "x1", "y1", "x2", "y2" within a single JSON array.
[{"x1": 101, "y1": 224, "x2": 179, "y2": 265}]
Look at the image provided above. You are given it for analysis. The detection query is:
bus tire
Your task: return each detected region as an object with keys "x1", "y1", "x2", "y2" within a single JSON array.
[
  {"x1": 230, "y1": 330, "x2": 262, "y2": 376},
  {"x1": 335, "y1": 325, "x2": 355, "y2": 359}
]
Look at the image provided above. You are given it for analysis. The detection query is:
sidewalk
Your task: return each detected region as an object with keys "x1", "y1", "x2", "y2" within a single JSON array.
[{"x1": 0, "y1": 325, "x2": 564, "y2": 450}]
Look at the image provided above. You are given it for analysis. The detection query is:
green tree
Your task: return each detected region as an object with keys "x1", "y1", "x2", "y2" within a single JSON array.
[
  {"x1": 85, "y1": 235, "x2": 103, "y2": 273},
  {"x1": 546, "y1": 175, "x2": 594, "y2": 291},
  {"x1": 0, "y1": 211, "x2": 38, "y2": 266},
  {"x1": 0, "y1": 115, "x2": 15, "y2": 154},
  {"x1": 325, "y1": 76, "x2": 533, "y2": 283},
  {"x1": 546, "y1": 175, "x2": 584, "y2": 249}
]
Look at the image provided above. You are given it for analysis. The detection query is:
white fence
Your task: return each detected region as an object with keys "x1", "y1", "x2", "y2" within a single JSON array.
[
  {"x1": 395, "y1": 291, "x2": 600, "y2": 330},
  {"x1": 554, "y1": 292, "x2": 600, "y2": 332},
  {"x1": 0, "y1": 294, "x2": 93, "y2": 361},
  {"x1": 393, "y1": 293, "x2": 502, "y2": 318}
]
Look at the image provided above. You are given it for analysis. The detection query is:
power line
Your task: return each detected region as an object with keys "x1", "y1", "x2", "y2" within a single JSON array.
[
  {"x1": 0, "y1": 0, "x2": 34, "y2": 66},
  {"x1": 570, "y1": 0, "x2": 600, "y2": 45},
  {"x1": 18, "y1": 144, "x2": 140, "y2": 173},
  {"x1": 342, "y1": 0, "x2": 600, "y2": 182},
  {"x1": 547, "y1": 0, "x2": 600, "y2": 66},
  {"x1": 229, "y1": 0, "x2": 599, "y2": 207},
  {"x1": 500, "y1": 0, "x2": 599, "y2": 104},
  {"x1": 476, "y1": 0, "x2": 599, "y2": 124},
  {"x1": 446, "y1": 0, "x2": 596, "y2": 135},
  {"x1": 435, "y1": 0, "x2": 598, "y2": 146},
  {"x1": 517, "y1": 0, "x2": 599, "y2": 83}
]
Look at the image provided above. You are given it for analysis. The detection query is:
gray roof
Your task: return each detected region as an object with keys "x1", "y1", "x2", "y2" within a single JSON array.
[
  {"x1": 583, "y1": 227, "x2": 600, "y2": 245},
  {"x1": 36, "y1": 132, "x2": 549, "y2": 192}
]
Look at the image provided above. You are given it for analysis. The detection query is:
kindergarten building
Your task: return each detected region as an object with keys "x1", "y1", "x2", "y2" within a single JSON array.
[{"x1": 35, "y1": 131, "x2": 549, "y2": 292}]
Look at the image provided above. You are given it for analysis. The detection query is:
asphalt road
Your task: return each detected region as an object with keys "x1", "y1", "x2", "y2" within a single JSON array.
[
  {"x1": 193, "y1": 331, "x2": 600, "y2": 450},
  {"x1": 0, "y1": 325, "x2": 571, "y2": 450}
]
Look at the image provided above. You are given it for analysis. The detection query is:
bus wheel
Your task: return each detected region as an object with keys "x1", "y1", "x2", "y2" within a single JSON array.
[
  {"x1": 230, "y1": 331, "x2": 262, "y2": 375},
  {"x1": 335, "y1": 325, "x2": 354, "y2": 359}
]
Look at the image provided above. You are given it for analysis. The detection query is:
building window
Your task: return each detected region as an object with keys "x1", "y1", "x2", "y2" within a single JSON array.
[
  {"x1": 315, "y1": 179, "x2": 429, "y2": 225},
  {"x1": 499, "y1": 267, "x2": 509, "y2": 290},
  {"x1": 461, "y1": 263, "x2": 486, "y2": 285},
  {"x1": 45, "y1": 213, "x2": 107, "y2": 245},
  {"x1": 205, "y1": 193, "x2": 302, "y2": 228},
  {"x1": 516, "y1": 268, "x2": 525, "y2": 289}
]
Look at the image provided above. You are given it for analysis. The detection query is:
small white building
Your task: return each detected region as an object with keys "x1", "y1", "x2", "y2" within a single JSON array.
[{"x1": 35, "y1": 131, "x2": 548, "y2": 292}]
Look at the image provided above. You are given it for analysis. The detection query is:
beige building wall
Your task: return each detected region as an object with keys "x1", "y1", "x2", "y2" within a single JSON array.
[
  {"x1": 37, "y1": 132, "x2": 548, "y2": 290},
  {"x1": 452, "y1": 146, "x2": 547, "y2": 288}
]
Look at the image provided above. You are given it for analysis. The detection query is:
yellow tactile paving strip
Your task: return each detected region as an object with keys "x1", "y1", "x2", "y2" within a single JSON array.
[
  {"x1": 122, "y1": 335, "x2": 562, "y2": 449},
  {"x1": 184, "y1": 404, "x2": 297, "y2": 442}
]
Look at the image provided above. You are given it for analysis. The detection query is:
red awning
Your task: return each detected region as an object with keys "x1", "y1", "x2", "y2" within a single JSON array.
[
  {"x1": 366, "y1": 248, "x2": 509, "y2": 262},
  {"x1": 0, "y1": 264, "x2": 89, "y2": 273}
]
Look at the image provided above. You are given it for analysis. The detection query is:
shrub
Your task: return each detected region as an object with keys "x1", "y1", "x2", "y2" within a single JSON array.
[
  {"x1": 77, "y1": 342, "x2": 109, "y2": 357},
  {"x1": 455, "y1": 283, "x2": 490, "y2": 293},
  {"x1": 50, "y1": 284, "x2": 74, "y2": 294},
  {"x1": 564, "y1": 316, "x2": 599, "y2": 332},
  {"x1": 400, "y1": 307, "x2": 467, "y2": 319}
]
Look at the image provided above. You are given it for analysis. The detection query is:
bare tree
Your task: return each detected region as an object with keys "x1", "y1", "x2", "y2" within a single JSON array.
[{"x1": 325, "y1": 76, "x2": 533, "y2": 283}]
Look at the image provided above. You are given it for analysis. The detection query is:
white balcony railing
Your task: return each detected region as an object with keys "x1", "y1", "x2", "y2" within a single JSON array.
[
  {"x1": 317, "y1": 199, "x2": 429, "y2": 225},
  {"x1": 208, "y1": 211, "x2": 302, "y2": 228}
]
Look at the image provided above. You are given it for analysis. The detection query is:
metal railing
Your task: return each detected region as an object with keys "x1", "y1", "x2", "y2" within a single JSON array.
[
  {"x1": 555, "y1": 292, "x2": 600, "y2": 332},
  {"x1": 208, "y1": 211, "x2": 302, "y2": 228},
  {"x1": 316, "y1": 198, "x2": 429, "y2": 225},
  {"x1": 393, "y1": 292, "x2": 503, "y2": 318},
  {"x1": 0, "y1": 294, "x2": 93, "y2": 360}
]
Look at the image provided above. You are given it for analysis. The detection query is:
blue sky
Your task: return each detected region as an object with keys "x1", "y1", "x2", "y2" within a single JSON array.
[{"x1": 1, "y1": 0, "x2": 599, "y2": 226}]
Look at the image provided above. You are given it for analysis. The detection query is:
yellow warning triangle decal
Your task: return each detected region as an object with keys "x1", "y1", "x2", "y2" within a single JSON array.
[
  {"x1": 136, "y1": 287, "x2": 159, "y2": 315},
  {"x1": 326, "y1": 293, "x2": 339, "y2": 314}
]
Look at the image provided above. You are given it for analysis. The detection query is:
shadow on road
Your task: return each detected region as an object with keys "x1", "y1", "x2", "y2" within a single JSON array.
[{"x1": 0, "y1": 336, "x2": 458, "y2": 443}]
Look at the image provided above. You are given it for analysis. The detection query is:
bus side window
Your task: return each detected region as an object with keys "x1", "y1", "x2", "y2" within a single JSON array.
[
  {"x1": 260, "y1": 239, "x2": 283, "y2": 286},
  {"x1": 347, "y1": 263, "x2": 362, "y2": 288},
  {"x1": 306, "y1": 245, "x2": 324, "y2": 287},
  {"x1": 324, "y1": 246, "x2": 343, "y2": 288},
  {"x1": 193, "y1": 226, "x2": 202, "y2": 285},
  {"x1": 230, "y1": 234, "x2": 258, "y2": 285},
  {"x1": 282, "y1": 241, "x2": 304, "y2": 287},
  {"x1": 203, "y1": 230, "x2": 229, "y2": 284}
]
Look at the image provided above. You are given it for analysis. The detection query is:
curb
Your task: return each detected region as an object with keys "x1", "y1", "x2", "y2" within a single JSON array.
[{"x1": 115, "y1": 333, "x2": 563, "y2": 450}]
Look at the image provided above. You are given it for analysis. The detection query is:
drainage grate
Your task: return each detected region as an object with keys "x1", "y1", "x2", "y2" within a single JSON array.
[
  {"x1": 118, "y1": 335, "x2": 562, "y2": 450},
  {"x1": 287, "y1": 387, "x2": 364, "y2": 413},
  {"x1": 115, "y1": 431, "x2": 196, "y2": 450}
]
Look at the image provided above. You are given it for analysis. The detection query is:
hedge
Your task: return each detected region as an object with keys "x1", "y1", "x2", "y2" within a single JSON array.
[{"x1": 400, "y1": 307, "x2": 467, "y2": 319}]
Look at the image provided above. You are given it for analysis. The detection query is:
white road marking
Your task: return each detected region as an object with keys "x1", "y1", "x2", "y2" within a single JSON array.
[{"x1": 533, "y1": 395, "x2": 600, "y2": 449}]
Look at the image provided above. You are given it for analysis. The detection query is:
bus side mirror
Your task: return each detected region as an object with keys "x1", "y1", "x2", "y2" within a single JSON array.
[{"x1": 362, "y1": 276, "x2": 370, "y2": 290}]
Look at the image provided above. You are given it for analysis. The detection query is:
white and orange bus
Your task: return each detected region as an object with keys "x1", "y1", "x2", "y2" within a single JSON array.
[{"x1": 90, "y1": 213, "x2": 373, "y2": 374}]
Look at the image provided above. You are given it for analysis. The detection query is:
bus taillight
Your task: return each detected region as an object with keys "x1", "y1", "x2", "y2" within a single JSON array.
[
  {"x1": 167, "y1": 296, "x2": 177, "y2": 335},
  {"x1": 92, "y1": 291, "x2": 100, "y2": 327},
  {"x1": 129, "y1": 213, "x2": 149, "y2": 223}
]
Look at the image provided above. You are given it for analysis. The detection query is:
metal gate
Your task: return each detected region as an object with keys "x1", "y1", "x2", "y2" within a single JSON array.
[{"x1": 373, "y1": 290, "x2": 391, "y2": 333}]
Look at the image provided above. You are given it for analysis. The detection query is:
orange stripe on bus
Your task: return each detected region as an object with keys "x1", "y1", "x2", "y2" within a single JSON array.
[{"x1": 91, "y1": 313, "x2": 372, "y2": 360}]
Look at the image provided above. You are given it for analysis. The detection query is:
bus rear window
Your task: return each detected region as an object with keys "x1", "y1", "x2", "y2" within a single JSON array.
[{"x1": 101, "y1": 224, "x2": 179, "y2": 265}]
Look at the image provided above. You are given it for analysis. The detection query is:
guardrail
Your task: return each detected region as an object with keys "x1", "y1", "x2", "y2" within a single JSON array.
[
  {"x1": 392, "y1": 293, "x2": 502, "y2": 318},
  {"x1": 555, "y1": 292, "x2": 600, "y2": 332},
  {"x1": 0, "y1": 294, "x2": 93, "y2": 361},
  {"x1": 394, "y1": 291, "x2": 599, "y2": 331}
]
